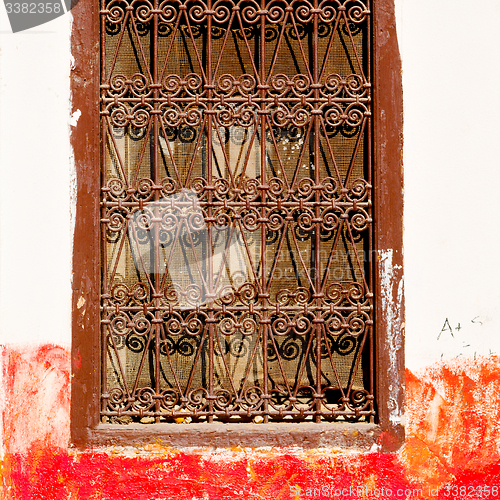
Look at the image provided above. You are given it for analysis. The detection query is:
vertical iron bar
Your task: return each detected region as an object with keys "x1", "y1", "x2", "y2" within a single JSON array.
[
  {"x1": 153, "y1": 0, "x2": 161, "y2": 422},
  {"x1": 207, "y1": 0, "x2": 215, "y2": 422},
  {"x1": 100, "y1": 0, "x2": 108, "y2": 419},
  {"x1": 366, "y1": 0, "x2": 374, "y2": 423},
  {"x1": 313, "y1": 0, "x2": 322, "y2": 423},
  {"x1": 201, "y1": 24, "x2": 208, "y2": 394},
  {"x1": 260, "y1": 0, "x2": 269, "y2": 423}
]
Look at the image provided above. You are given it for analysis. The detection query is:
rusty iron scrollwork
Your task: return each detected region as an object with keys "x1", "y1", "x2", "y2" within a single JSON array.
[{"x1": 100, "y1": 0, "x2": 374, "y2": 423}]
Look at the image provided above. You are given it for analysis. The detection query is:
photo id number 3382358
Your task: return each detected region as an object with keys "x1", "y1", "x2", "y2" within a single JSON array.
[{"x1": 4, "y1": 2, "x2": 62, "y2": 13}]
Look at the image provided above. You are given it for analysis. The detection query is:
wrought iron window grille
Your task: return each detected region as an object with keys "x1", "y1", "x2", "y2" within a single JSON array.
[{"x1": 71, "y1": 0, "x2": 404, "y2": 449}]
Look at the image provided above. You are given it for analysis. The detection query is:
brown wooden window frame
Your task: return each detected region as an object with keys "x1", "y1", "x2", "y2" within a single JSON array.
[{"x1": 70, "y1": 0, "x2": 404, "y2": 450}]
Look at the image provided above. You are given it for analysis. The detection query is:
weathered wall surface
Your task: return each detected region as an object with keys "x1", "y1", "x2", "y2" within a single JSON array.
[
  {"x1": 1, "y1": 1, "x2": 500, "y2": 366},
  {"x1": 3, "y1": 345, "x2": 500, "y2": 498},
  {"x1": 2, "y1": 0, "x2": 500, "y2": 497}
]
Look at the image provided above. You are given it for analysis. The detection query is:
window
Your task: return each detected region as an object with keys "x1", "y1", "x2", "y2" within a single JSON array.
[{"x1": 71, "y1": 0, "x2": 404, "y2": 449}]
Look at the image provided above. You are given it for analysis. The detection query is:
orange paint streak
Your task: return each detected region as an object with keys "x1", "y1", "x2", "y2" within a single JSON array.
[{"x1": 403, "y1": 356, "x2": 500, "y2": 486}]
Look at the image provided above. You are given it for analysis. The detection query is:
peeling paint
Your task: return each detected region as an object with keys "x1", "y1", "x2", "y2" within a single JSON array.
[
  {"x1": 68, "y1": 109, "x2": 81, "y2": 127},
  {"x1": 379, "y1": 249, "x2": 404, "y2": 425},
  {"x1": 68, "y1": 13, "x2": 77, "y2": 273}
]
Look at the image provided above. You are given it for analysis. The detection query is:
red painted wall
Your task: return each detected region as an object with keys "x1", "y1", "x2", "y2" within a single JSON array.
[{"x1": 2, "y1": 345, "x2": 500, "y2": 499}]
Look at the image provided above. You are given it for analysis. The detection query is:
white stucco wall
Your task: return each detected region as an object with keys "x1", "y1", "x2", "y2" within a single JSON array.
[
  {"x1": 400, "y1": 0, "x2": 500, "y2": 369},
  {"x1": 0, "y1": 8, "x2": 72, "y2": 348},
  {"x1": 1, "y1": 1, "x2": 499, "y2": 370}
]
